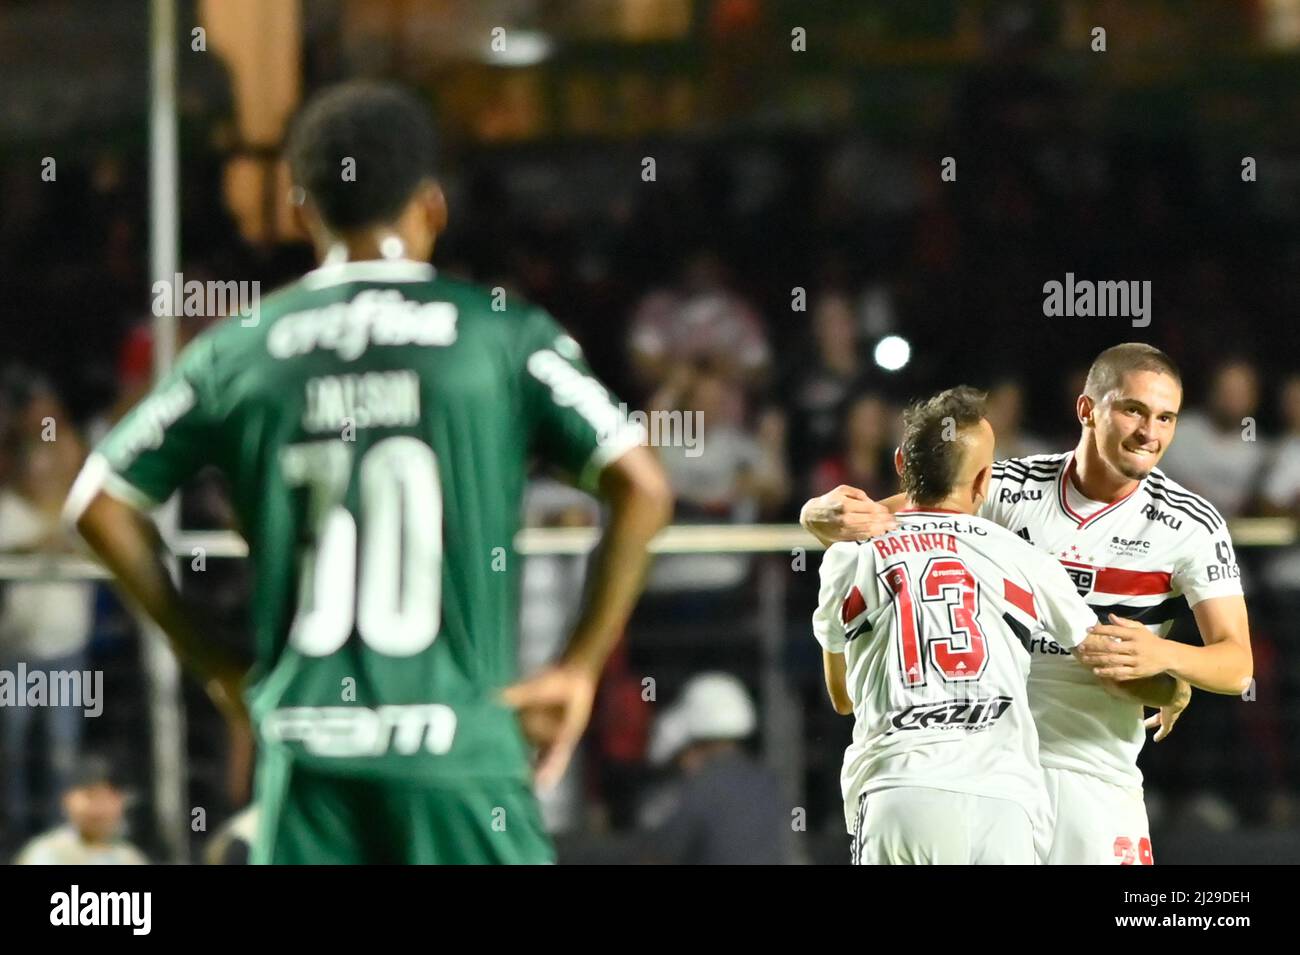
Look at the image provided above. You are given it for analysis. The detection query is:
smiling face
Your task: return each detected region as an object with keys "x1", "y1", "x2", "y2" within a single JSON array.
[{"x1": 1081, "y1": 370, "x2": 1182, "y2": 481}]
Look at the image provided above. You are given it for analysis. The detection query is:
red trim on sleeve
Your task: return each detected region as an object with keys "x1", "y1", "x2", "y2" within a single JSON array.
[
  {"x1": 841, "y1": 586, "x2": 868, "y2": 625},
  {"x1": 1003, "y1": 578, "x2": 1037, "y2": 620}
]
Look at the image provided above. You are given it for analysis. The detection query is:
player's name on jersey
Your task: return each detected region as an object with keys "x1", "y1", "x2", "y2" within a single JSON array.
[
  {"x1": 870, "y1": 531, "x2": 960, "y2": 558},
  {"x1": 302, "y1": 370, "x2": 421, "y2": 433},
  {"x1": 268, "y1": 289, "x2": 459, "y2": 361}
]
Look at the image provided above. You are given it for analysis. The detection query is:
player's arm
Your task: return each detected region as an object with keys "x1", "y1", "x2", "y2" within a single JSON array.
[
  {"x1": 812, "y1": 542, "x2": 862, "y2": 713},
  {"x1": 1183, "y1": 595, "x2": 1253, "y2": 693},
  {"x1": 799, "y1": 458, "x2": 1020, "y2": 545},
  {"x1": 69, "y1": 490, "x2": 247, "y2": 722},
  {"x1": 63, "y1": 337, "x2": 247, "y2": 722},
  {"x1": 557, "y1": 446, "x2": 672, "y2": 676},
  {"x1": 1030, "y1": 550, "x2": 1185, "y2": 711},
  {"x1": 505, "y1": 314, "x2": 674, "y2": 788},
  {"x1": 505, "y1": 445, "x2": 671, "y2": 789},
  {"x1": 1082, "y1": 522, "x2": 1252, "y2": 695},
  {"x1": 1092, "y1": 669, "x2": 1185, "y2": 708},
  {"x1": 1082, "y1": 598, "x2": 1251, "y2": 696},
  {"x1": 823, "y1": 651, "x2": 853, "y2": 715},
  {"x1": 800, "y1": 485, "x2": 902, "y2": 546}
]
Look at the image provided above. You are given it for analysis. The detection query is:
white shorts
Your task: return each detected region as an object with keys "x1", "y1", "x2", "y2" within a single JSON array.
[
  {"x1": 1042, "y1": 767, "x2": 1152, "y2": 865},
  {"x1": 850, "y1": 787, "x2": 1036, "y2": 865}
]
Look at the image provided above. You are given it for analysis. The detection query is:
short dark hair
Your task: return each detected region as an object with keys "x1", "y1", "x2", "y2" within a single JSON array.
[
  {"x1": 899, "y1": 386, "x2": 988, "y2": 507},
  {"x1": 1084, "y1": 343, "x2": 1181, "y2": 402},
  {"x1": 286, "y1": 82, "x2": 438, "y2": 231}
]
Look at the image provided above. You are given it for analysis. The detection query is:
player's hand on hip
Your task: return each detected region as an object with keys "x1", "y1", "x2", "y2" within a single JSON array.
[
  {"x1": 501, "y1": 663, "x2": 599, "y2": 792},
  {"x1": 800, "y1": 485, "x2": 897, "y2": 546},
  {"x1": 1077, "y1": 613, "x2": 1173, "y2": 681},
  {"x1": 1145, "y1": 678, "x2": 1192, "y2": 742}
]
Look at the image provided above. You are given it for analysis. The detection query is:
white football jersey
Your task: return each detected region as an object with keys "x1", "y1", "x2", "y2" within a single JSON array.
[
  {"x1": 979, "y1": 452, "x2": 1245, "y2": 787},
  {"x1": 814, "y1": 510, "x2": 1098, "y2": 835}
]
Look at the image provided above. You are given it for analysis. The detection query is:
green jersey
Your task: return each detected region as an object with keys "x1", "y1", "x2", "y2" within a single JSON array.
[{"x1": 93, "y1": 259, "x2": 642, "y2": 784}]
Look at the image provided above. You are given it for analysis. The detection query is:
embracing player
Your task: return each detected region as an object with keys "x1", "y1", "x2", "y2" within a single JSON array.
[
  {"x1": 804, "y1": 343, "x2": 1252, "y2": 864},
  {"x1": 816, "y1": 387, "x2": 1109, "y2": 864},
  {"x1": 64, "y1": 82, "x2": 673, "y2": 864}
]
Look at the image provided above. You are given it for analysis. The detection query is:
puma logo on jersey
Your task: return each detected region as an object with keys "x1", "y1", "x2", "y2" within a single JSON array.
[
  {"x1": 886, "y1": 696, "x2": 1013, "y2": 734},
  {"x1": 999, "y1": 488, "x2": 1043, "y2": 503},
  {"x1": 1141, "y1": 503, "x2": 1183, "y2": 530}
]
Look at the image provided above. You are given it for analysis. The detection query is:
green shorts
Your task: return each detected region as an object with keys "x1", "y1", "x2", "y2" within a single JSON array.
[{"x1": 250, "y1": 754, "x2": 554, "y2": 865}]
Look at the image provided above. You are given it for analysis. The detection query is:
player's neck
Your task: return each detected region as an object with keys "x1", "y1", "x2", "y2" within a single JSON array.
[
  {"x1": 313, "y1": 230, "x2": 431, "y2": 267},
  {"x1": 902, "y1": 496, "x2": 975, "y2": 516},
  {"x1": 1071, "y1": 435, "x2": 1140, "y2": 503}
]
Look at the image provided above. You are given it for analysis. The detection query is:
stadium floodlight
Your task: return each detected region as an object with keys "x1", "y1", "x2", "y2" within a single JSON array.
[{"x1": 873, "y1": 335, "x2": 911, "y2": 372}]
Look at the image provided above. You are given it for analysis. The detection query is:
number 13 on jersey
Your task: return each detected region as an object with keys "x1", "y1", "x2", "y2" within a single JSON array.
[{"x1": 880, "y1": 558, "x2": 990, "y2": 688}]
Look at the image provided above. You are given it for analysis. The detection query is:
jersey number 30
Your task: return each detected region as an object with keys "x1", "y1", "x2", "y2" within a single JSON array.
[
  {"x1": 281, "y1": 436, "x2": 441, "y2": 657},
  {"x1": 881, "y1": 558, "x2": 989, "y2": 687}
]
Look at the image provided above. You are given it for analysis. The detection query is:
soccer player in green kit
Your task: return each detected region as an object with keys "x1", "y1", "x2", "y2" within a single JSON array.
[{"x1": 64, "y1": 83, "x2": 673, "y2": 864}]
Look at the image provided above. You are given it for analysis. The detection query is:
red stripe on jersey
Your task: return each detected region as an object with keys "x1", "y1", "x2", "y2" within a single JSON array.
[
  {"x1": 841, "y1": 586, "x2": 868, "y2": 625},
  {"x1": 1003, "y1": 579, "x2": 1037, "y2": 620},
  {"x1": 1093, "y1": 566, "x2": 1173, "y2": 596}
]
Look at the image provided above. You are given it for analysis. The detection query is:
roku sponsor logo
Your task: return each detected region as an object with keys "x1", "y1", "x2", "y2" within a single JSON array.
[{"x1": 999, "y1": 488, "x2": 1043, "y2": 503}]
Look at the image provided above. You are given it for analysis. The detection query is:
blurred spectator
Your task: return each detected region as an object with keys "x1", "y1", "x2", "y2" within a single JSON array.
[
  {"x1": 14, "y1": 756, "x2": 147, "y2": 865},
  {"x1": 638, "y1": 673, "x2": 791, "y2": 864},
  {"x1": 1261, "y1": 374, "x2": 1300, "y2": 523},
  {"x1": 1159, "y1": 359, "x2": 1267, "y2": 517},
  {"x1": 1261, "y1": 373, "x2": 1300, "y2": 685},
  {"x1": 628, "y1": 250, "x2": 769, "y2": 398},
  {"x1": 646, "y1": 366, "x2": 788, "y2": 592},
  {"x1": 650, "y1": 366, "x2": 788, "y2": 522},
  {"x1": 985, "y1": 378, "x2": 1050, "y2": 461},
  {"x1": 784, "y1": 291, "x2": 868, "y2": 479},
  {"x1": 0, "y1": 371, "x2": 93, "y2": 840},
  {"x1": 808, "y1": 393, "x2": 896, "y2": 501}
]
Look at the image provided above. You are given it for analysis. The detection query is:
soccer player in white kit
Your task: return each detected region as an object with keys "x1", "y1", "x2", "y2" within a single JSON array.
[
  {"x1": 803, "y1": 344, "x2": 1254, "y2": 864},
  {"x1": 816, "y1": 386, "x2": 1111, "y2": 864}
]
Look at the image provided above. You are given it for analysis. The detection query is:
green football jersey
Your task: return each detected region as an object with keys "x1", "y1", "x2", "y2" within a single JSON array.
[{"x1": 93, "y1": 259, "x2": 643, "y2": 783}]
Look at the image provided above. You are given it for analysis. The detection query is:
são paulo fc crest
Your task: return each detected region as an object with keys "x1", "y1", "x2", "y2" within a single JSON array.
[{"x1": 1062, "y1": 562, "x2": 1095, "y2": 595}]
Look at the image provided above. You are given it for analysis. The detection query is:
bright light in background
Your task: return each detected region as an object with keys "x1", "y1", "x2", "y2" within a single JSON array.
[
  {"x1": 483, "y1": 30, "x2": 554, "y2": 67},
  {"x1": 873, "y1": 335, "x2": 911, "y2": 372}
]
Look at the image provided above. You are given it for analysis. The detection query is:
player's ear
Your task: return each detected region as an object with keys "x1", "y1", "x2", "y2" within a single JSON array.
[
  {"x1": 1077, "y1": 393, "x2": 1095, "y2": 428},
  {"x1": 893, "y1": 446, "x2": 904, "y2": 477},
  {"x1": 289, "y1": 186, "x2": 319, "y2": 244},
  {"x1": 973, "y1": 463, "x2": 992, "y2": 504},
  {"x1": 420, "y1": 180, "x2": 448, "y2": 237}
]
